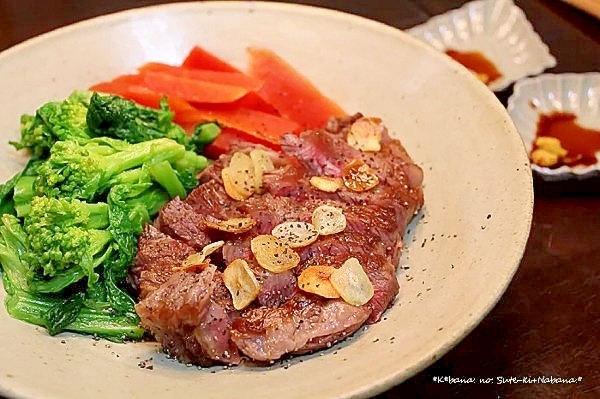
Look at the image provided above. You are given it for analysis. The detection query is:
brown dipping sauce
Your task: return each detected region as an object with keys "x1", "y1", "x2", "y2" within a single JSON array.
[
  {"x1": 445, "y1": 49, "x2": 502, "y2": 85},
  {"x1": 536, "y1": 112, "x2": 600, "y2": 167}
]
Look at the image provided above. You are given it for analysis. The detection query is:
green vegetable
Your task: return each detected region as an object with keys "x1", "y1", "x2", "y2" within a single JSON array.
[
  {"x1": 22, "y1": 196, "x2": 112, "y2": 291},
  {"x1": 11, "y1": 91, "x2": 93, "y2": 158},
  {"x1": 35, "y1": 137, "x2": 192, "y2": 201},
  {"x1": 12, "y1": 91, "x2": 221, "y2": 157},
  {"x1": 86, "y1": 92, "x2": 220, "y2": 153},
  {"x1": 0, "y1": 90, "x2": 219, "y2": 341}
]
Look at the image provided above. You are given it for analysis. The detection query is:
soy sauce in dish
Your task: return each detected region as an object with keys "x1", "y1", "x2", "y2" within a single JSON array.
[
  {"x1": 536, "y1": 112, "x2": 600, "y2": 167},
  {"x1": 445, "y1": 49, "x2": 502, "y2": 85}
]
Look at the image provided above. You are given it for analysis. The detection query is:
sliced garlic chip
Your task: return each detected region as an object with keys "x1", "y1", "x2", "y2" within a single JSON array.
[
  {"x1": 347, "y1": 117, "x2": 383, "y2": 152},
  {"x1": 205, "y1": 217, "x2": 256, "y2": 233},
  {"x1": 174, "y1": 240, "x2": 225, "y2": 271},
  {"x1": 311, "y1": 205, "x2": 346, "y2": 235},
  {"x1": 223, "y1": 152, "x2": 257, "y2": 200},
  {"x1": 271, "y1": 221, "x2": 319, "y2": 248},
  {"x1": 250, "y1": 149, "x2": 275, "y2": 193},
  {"x1": 297, "y1": 265, "x2": 340, "y2": 298},
  {"x1": 199, "y1": 240, "x2": 226, "y2": 258},
  {"x1": 250, "y1": 234, "x2": 300, "y2": 273},
  {"x1": 330, "y1": 257, "x2": 374, "y2": 306},
  {"x1": 309, "y1": 176, "x2": 344, "y2": 193},
  {"x1": 222, "y1": 167, "x2": 250, "y2": 201},
  {"x1": 222, "y1": 259, "x2": 261, "y2": 310},
  {"x1": 342, "y1": 159, "x2": 379, "y2": 192}
]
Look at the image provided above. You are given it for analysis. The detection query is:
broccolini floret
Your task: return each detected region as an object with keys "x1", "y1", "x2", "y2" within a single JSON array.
[
  {"x1": 35, "y1": 137, "x2": 198, "y2": 201},
  {"x1": 22, "y1": 196, "x2": 112, "y2": 291},
  {"x1": 86, "y1": 92, "x2": 220, "y2": 152},
  {"x1": 11, "y1": 91, "x2": 93, "y2": 158}
]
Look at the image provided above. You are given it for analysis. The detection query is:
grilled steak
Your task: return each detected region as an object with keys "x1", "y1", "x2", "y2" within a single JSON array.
[{"x1": 131, "y1": 113, "x2": 424, "y2": 365}]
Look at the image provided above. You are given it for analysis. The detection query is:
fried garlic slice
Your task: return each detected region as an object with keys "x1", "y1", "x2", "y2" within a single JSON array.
[
  {"x1": 311, "y1": 204, "x2": 346, "y2": 235},
  {"x1": 309, "y1": 176, "x2": 344, "y2": 192},
  {"x1": 347, "y1": 117, "x2": 383, "y2": 152},
  {"x1": 250, "y1": 149, "x2": 275, "y2": 193},
  {"x1": 342, "y1": 159, "x2": 379, "y2": 192},
  {"x1": 205, "y1": 217, "x2": 256, "y2": 233},
  {"x1": 174, "y1": 240, "x2": 226, "y2": 271},
  {"x1": 271, "y1": 221, "x2": 319, "y2": 248},
  {"x1": 222, "y1": 167, "x2": 250, "y2": 201},
  {"x1": 222, "y1": 259, "x2": 261, "y2": 310},
  {"x1": 250, "y1": 234, "x2": 300, "y2": 273},
  {"x1": 330, "y1": 257, "x2": 374, "y2": 306},
  {"x1": 222, "y1": 152, "x2": 257, "y2": 200},
  {"x1": 297, "y1": 265, "x2": 340, "y2": 298}
]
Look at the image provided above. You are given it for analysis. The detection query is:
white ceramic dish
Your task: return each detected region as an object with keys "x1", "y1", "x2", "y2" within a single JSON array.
[
  {"x1": 0, "y1": 2, "x2": 533, "y2": 399},
  {"x1": 507, "y1": 72, "x2": 600, "y2": 181},
  {"x1": 407, "y1": 0, "x2": 556, "y2": 91}
]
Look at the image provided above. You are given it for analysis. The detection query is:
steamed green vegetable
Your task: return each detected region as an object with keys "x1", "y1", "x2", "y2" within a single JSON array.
[{"x1": 0, "y1": 91, "x2": 220, "y2": 341}]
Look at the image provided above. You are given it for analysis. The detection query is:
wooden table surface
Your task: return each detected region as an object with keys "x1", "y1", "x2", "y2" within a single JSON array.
[{"x1": 1, "y1": 1, "x2": 599, "y2": 398}]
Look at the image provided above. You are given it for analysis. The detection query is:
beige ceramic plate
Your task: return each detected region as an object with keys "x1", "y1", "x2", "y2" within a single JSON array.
[{"x1": 0, "y1": 2, "x2": 532, "y2": 398}]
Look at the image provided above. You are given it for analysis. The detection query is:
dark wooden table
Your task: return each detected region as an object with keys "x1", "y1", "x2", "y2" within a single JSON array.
[{"x1": 1, "y1": 1, "x2": 599, "y2": 398}]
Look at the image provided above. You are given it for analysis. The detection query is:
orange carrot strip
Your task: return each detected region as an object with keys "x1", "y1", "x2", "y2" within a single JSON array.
[
  {"x1": 181, "y1": 45, "x2": 240, "y2": 72},
  {"x1": 185, "y1": 105, "x2": 299, "y2": 145},
  {"x1": 140, "y1": 71, "x2": 250, "y2": 104},
  {"x1": 247, "y1": 47, "x2": 347, "y2": 131},
  {"x1": 138, "y1": 63, "x2": 262, "y2": 91}
]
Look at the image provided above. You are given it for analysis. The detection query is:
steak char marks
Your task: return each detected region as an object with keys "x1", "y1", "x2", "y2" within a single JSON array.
[{"x1": 131, "y1": 113, "x2": 424, "y2": 366}]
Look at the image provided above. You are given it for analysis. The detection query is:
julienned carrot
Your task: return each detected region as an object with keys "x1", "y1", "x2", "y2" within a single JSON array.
[
  {"x1": 231, "y1": 92, "x2": 280, "y2": 115},
  {"x1": 181, "y1": 45, "x2": 240, "y2": 72},
  {"x1": 141, "y1": 71, "x2": 250, "y2": 104},
  {"x1": 180, "y1": 105, "x2": 299, "y2": 145},
  {"x1": 179, "y1": 46, "x2": 279, "y2": 115},
  {"x1": 138, "y1": 63, "x2": 262, "y2": 91},
  {"x1": 247, "y1": 47, "x2": 347, "y2": 131}
]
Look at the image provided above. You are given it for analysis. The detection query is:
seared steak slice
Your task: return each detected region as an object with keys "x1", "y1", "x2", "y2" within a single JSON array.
[
  {"x1": 185, "y1": 179, "x2": 243, "y2": 220},
  {"x1": 230, "y1": 294, "x2": 370, "y2": 362},
  {"x1": 132, "y1": 225, "x2": 195, "y2": 300},
  {"x1": 280, "y1": 131, "x2": 362, "y2": 177},
  {"x1": 153, "y1": 197, "x2": 212, "y2": 251},
  {"x1": 257, "y1": 270, "x2": 298, "y2": 308},
  {"x1": 135, "y1": 266, "x2": 241, "y2": 366}
]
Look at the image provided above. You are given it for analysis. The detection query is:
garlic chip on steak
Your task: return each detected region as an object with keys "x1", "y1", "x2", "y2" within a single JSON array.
[
  {"x1": 174, "y1": 240, "x2": 225, "y2": 271},
  {"x1": 309, "y1": 176, "x2": 344, "y2": 192},
  {"x1": 297, "y1": 265, "x2": 340, "y2": 298},
  {"x1": 222, "y1": 167, "x2": 249, "y2": 201},
  {"x1": 342, "y1": 159, "x2": 379, "y2": 192},
  {"x1": 330, "y1": 257, "x2": 374, "y2": 306},
  {"x1": 222, "y1": 151, "x2": 256, "y2": 200},
  {"x1": 271, "y1": 221, "x2": 319, "y2": 248},
  {"x1": 250, "y1": 149, "x2": 275, "y2": 193},
  {"x1": 222, "y1": 259, "x2": 261, "y2": 310},
  {"x1": 346, "y1": 117, "x2": 383, "y2": 152},
  {"x1": 312, "y1": 205, "x2": 346, "y2": 235},
  {"x1": 205, "y1": 217, "x2": 256, "y2": 233},
  {"x1": 250, "y1": 234, "x2": 300, "y2": 273}
]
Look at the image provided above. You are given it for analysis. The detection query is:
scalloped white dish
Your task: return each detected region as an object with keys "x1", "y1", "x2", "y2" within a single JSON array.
[
  {"x1": 0, "y1": 2, "x2": 533, "y2": 399},
  {"x1": 507, "y1": 73, "x2": 600, "y2": 181},
  {"x1": 407, "y1": 0, "x2": 556, "y2": 91}
]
